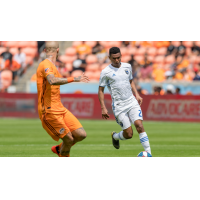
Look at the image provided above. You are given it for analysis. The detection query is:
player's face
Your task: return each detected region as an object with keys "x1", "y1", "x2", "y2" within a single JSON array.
[{"x1": 109, "y1": 53, "x2": 121, "y2": 67}]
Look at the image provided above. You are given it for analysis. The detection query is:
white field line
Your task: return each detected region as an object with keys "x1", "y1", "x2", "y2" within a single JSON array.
[{"x1": 0, "y1": 144, "x2": 199, "y2": 147}]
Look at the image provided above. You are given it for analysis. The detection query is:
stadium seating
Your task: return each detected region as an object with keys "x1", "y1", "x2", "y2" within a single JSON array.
[
  {"x1": 134, "y1": 55, "x2": 144, "y2": 63},
  {"x1": 51, "y1": 41, "x2": 200, "y2": 84},
  {"x1": 0, "y1": 47, "x2": 6, "y2": 54},
  {"x1": 108, "y1": 41, "x2": 122, "y2": 48},
  {"x1": 121, "y1": 55, "x2": 132, "y2": 63},
  {"x1": 0, "y1": 70, "x2": 13, "y2": 92},
  {"x1": 65, "y1": 47, "x2": 77, "y2": 56},
  {"x1": 71, "y1": 70, "x2": 83, "y2": 77},
  {"x1": 85, "y1": 41, "x2": 97, "y2": 48},
  {"x1": 165, "y1": 55, "x2": 175, "y2": 64},
  {"x1": 65, "y1": 63, "x2": 73, "y2": 71},
  {"x1": 147, "y1": 47, "x2": 157, "y2": 56},
  {"x1": 0, "y1": 41, "x2": 38, "y2": 91},
  {"x1": 154, "y1": 55, "x2": 165, "y2": 64},
  {"x1": 127, "y1": 47, "x2": 137, "y2": 55},
  {"x1": 86, "y1": 63, "x2": 100, "y2": 72},
  {"x1": 120, "y1": 47, "x2": 129, "y2": 56},
  {"x1": 1, "y1": 41, "x2": 37, "y2": 67},
  {"x1": 157, "y1": 47, "x2": 167, "y2": 55},
  {"x1": 171, "y1": 41, "x2": 181, "y2": 47},
  {"x1": 135, "y1": 47, "x2": 146, "y2": 55},
  {"x1": 183, "y1": 41, "x2": 193, "y2": 48},
  {"x1": 21, "y1": 47, "x2": 37, "y2": 57},
  {"x1": 72, "y1": 41, "x2": 82, "y2": 47},
  {"x1": 9, "y1": 48, "x2": 18, "y2": 55},
  {"x1": 2, "y1": 41, "x2": 198, "y2": 86},
  {"x1": 86, "y1": 55, "x2": 98, "y2": 64},
  {"x1": 5, "y1": 41, "x2": 19, "y2": 48}
]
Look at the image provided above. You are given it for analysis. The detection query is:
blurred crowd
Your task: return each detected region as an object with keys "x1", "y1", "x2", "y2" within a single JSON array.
[
  {"x1": 1, "y1": 41, "x2": 200, "y2": 94},
  {"x1": 56, "y1": 41, "x2": 200, "y2": 84},
  {"x1": 0, "y1": 41, "x2": 44, "y2": 92}
]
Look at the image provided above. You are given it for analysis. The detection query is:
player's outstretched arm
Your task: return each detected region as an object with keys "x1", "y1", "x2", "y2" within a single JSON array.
[
  {"x1": 47, "y1": 73, "x2": 90, "y2": 85},
  {"x1": 98, "y1": 86, "x2": 110, "y2": 119},
  {"x1": 130, "y1": 79, "x2": 143, "y2": 106}
]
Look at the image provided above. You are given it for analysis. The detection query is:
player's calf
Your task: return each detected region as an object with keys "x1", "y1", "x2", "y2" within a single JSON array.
[
  {"x1": 113, "y1": 126, "x2": 133, "y2": 140},
  {"x1": 123, "y1": 127, "x2": 133, "y2": 139},
  {"x1": 60, "y1": 132, "x2": 74, "y2": 156},
  {"x1": 134, "y1": 120, "x2": 151, "y2": 155},
  {"x1": 134, "y1": 120, "x2": 145, "y2": 134}
]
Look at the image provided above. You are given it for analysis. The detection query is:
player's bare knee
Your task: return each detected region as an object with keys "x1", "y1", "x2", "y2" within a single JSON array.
[
  {"x1": 79, "y1": 131, "x2": 87, "y2": 141},
  {"x1": 74, "y1": 128, "x2": 87, "y2": 141},
  {"x1": 62, "y1": 133, "x2": 74, "y2": 146},
  {"x1": 124, "y1": 129, "x2": 133, "y2": 139},
  {"x1": 127, "y1": 130, "x2": 133, "y2": 139}
]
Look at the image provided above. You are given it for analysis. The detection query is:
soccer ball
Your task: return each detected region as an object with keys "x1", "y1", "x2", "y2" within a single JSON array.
[{"x1": 137, "y1": 151, "x2": 152, "y2": 157}]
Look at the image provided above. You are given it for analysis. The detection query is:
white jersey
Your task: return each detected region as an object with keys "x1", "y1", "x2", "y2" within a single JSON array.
[{"x1": 99, "y1": 62, "x2": 139, "y2": 117}]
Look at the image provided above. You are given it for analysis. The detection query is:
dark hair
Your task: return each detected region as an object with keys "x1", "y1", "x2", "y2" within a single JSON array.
[{"x1": 109, "y1": 47, "x2": 121, "y2": 56}]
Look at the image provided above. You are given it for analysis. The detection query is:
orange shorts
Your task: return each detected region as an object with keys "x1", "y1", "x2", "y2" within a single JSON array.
[{"x1": 41, "y1": 110, "x2": 82, "y2": 141}]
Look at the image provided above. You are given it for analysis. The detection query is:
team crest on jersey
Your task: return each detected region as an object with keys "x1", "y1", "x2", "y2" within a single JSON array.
[
  {"x1": 59, "y1": 128, "x2": 65, "y2": 134},
  {"x1": 125, "y1": 70, "x2": 129, "y2": 75},
  {"x1": 45, "y1": 68, "x2": 49, "y2": 73}
]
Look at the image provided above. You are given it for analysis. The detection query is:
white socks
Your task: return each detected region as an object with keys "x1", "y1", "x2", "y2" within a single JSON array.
[
  {"x1": 113, "y1": 131, "x2": 152, "y2": 155},
  {"x1": 113, "y1": 131, "x2": 127, "y2": 140},
  {"x1": 139, "y1": 132, "x2": 151, "y2": 154}
]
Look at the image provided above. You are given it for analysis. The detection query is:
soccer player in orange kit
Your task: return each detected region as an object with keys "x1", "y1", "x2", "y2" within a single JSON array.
[{"x1": 37, "y1": 41, "x2": 90, "y2": 157}]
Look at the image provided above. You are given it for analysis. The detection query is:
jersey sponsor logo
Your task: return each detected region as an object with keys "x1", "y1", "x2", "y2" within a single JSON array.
[
  {"x1": 112, "y1": 74, "x2": 116, "y2": 77},
  {"x1": 125, "y1": 70, "x2": 129, "y2": 75},
  {"x1": 59, "y1": 128, "x2": 65, "y2": 134}
]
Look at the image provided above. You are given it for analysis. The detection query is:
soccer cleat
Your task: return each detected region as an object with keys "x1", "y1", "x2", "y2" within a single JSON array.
[
  {"x1": 51, "y1": 145, "x2": 60, "y2": 157},
  {"x1": 111, "y1": 131, "x2": 120, "y2": 149}
]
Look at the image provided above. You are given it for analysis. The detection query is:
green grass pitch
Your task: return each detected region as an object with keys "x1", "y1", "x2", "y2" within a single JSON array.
[{"x1": 0, "y1": 118, "x2": 200, "y2": 157}]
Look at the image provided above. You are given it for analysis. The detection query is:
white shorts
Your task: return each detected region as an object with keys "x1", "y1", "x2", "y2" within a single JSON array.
[{"x1": 114, "y1": 104, "x2": 143, "y2": 130}]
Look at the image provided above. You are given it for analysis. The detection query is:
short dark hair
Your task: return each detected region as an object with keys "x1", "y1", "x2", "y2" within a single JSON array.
[{"x1": 109, "y1": 47, "x2": 121, "y2": 56}]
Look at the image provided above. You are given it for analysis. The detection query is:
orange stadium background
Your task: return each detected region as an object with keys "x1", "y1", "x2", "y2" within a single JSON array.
[{"x1": 0, "y1": 41, "x2": 200, "y2": 122}]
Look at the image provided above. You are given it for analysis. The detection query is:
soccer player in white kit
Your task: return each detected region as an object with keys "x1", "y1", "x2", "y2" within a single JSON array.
[{"x1": 98, "y1": 47, "x2": 151, "y2": 155}]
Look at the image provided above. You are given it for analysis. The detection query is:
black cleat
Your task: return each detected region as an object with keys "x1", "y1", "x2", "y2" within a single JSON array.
[{"x1": 111, "y1": 131, "x2": 120, "y2": 149}]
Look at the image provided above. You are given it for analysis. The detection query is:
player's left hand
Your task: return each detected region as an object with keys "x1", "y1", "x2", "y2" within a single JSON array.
[
  {"x1": 136, "y1": 95, "x2": 143, "y2": 106},
  {"x1": 74, "y1": 73, "x2": 90, "y2": 83}
]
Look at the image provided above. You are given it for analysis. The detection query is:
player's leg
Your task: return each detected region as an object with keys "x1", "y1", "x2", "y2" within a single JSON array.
[
  {"x1": 111, "y1": 113, "x2": 133, "y2": 149},
  {"x1": 128, "y1": 107, "x2": 152, "y2": 154},
  {"x1": 64, "y1": 110, "x2": 87, "y2": 144},
  {"x1": 134, "y1": 120, "x2": 151, "y2": 154},
  {"x1": 41, "y1": 113, "x2": 71, "y2": 156},
  {"x1": 54, "y1": 111, "x2": 86, "y2": 154},
  {"x1": 71, "y1": 127, "x2": 87, "y2": 143},
  {"x1": 60, "y1": 132, "x2": 74, "y2": 157}
]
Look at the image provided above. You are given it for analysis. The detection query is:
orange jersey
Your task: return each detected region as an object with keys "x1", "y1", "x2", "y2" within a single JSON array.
[{"x1": 37, "y1": 59, "x2": 67, "y2": 119}]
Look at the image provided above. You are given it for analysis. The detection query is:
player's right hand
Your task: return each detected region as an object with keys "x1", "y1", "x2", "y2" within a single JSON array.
[
  {"x1": 74, "y1": 73, "x2": 90, "y2": 83},
  {"x1": 102, "y1": 108, "x2": 110, "y2": 120}
]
